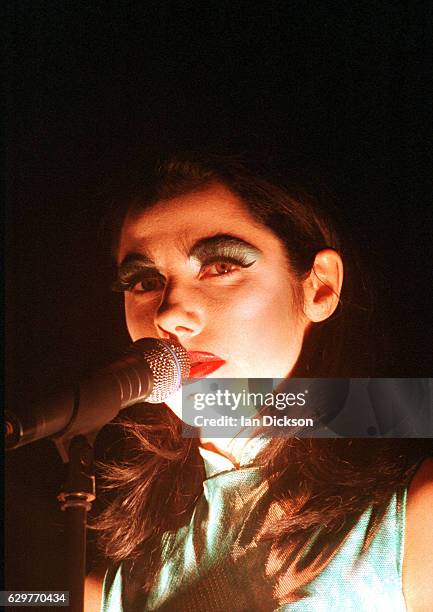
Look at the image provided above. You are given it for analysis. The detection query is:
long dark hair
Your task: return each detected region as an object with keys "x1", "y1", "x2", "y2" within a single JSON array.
[{"x1": 92, "y1": 153, "x2": 430, "y2": 601}]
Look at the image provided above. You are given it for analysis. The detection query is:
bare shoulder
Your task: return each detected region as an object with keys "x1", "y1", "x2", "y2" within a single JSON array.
[
  {"x1": 403, "y1": 457, "x2": 433, "y2": 612},
  {"x1": 84, "y1": 566, "x2": 106, "y2": 612}
]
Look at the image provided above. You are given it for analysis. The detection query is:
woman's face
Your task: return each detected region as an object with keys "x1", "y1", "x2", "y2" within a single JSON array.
[{"x1": 117, "y1": 182, "x2": 309, "y2": 381}]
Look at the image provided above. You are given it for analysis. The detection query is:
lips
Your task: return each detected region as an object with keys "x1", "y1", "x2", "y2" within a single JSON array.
[{"x1": 188, "y1": 351, "x2": 226, "y2": 378}]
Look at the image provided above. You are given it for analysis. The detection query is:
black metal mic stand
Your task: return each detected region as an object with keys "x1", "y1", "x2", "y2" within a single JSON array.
[{"x1": 57, "y1": 435, "x2": 96, "y2": 612}]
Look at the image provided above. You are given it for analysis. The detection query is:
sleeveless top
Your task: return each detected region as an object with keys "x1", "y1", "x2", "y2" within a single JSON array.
[{"x1": 101, "y1": 442, "x2": 408, "y2": 611}]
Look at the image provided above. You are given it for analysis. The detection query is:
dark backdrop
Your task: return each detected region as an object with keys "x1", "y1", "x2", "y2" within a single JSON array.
[{"x1": 5, "y1": 3, "x2": 432, "y2": 593}]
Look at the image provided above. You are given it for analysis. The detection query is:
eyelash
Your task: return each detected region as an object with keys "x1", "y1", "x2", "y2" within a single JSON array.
[
  {"x1": 115, "y1": 256, "x2": 256, "y2": 295},
  {"x1": 112, "y1": 273, "x2": 165, "y2": 294},
  {"x1": 199, "y1": 260, "x2": 243, "y2": 279}
]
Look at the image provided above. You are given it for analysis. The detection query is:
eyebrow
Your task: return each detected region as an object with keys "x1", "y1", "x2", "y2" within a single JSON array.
[
  {"x1": 116, "y1": 251, "x2": 156, "y2": 276},
  {"x1": 116, "y1": 233, "x2": 262, "y2": 276},
  {"x1": 189, "y1": 234, "x2": 262, "y2": 261}
]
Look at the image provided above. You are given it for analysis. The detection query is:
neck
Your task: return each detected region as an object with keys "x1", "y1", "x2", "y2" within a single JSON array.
[
  {"x1": 199, "y1": 429, "x2": 260, "y2": 467},
  {"x1": 164, "y1": 390, "x2": 262, "y2": 465}
]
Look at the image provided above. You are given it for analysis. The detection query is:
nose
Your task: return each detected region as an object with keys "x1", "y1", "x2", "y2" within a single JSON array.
[{"x1": 155, "y1": 281, "x2": 204, "y2": 340}]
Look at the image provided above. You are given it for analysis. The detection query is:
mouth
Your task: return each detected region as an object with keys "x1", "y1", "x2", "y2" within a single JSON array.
[{"x1": 188, "y1": 351, "x2": 226, "y2": 378}]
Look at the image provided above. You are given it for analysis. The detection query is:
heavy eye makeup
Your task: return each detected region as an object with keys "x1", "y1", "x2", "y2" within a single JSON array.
[
  {"x1": 112, "y1": 255, "x2": 164, "y2": 294},
  {"x1": 115, "y1": 273, "x2": 165, "y2": 294},
  {"x1": 113, "y1": 234, "x2": 262, "y2": 294},
  {"x1": 191, "y1": 235, "x2": 260, "y2": 278},
  {"x1": 196, "y1": 253, "x2": 256, "y2": 279}
]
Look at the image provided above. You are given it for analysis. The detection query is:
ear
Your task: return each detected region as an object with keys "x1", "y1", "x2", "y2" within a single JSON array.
[{"x1": 302, "y1": 249, "x2": 344, "y2": 323}]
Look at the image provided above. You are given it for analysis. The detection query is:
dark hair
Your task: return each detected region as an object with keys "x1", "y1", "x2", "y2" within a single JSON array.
[{"x1": 93, "y1": 153, "x2": 430, "y2": 602}]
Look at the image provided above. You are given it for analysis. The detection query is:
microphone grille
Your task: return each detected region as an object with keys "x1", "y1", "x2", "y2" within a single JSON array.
[{"x1": 130, "y1": 338, "x2": 190, "y2": 403}]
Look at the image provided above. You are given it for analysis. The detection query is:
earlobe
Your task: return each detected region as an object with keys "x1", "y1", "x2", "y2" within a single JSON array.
[{"x1": 302, "y1": 249, "x2": 344, "y2": 323}]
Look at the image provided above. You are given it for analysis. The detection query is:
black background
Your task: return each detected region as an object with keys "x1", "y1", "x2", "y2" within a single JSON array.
[{"x1": 5, "y1": 2, "x2": 432, "y2": 593}]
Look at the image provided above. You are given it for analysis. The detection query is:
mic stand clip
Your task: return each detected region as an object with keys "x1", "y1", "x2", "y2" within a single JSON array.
[{"x1": 57, "y1": 435, "x2": 96, "y2": 612}]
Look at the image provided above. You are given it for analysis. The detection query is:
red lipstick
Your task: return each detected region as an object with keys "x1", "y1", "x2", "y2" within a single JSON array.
[{"x1": 188, "y1": 351, "x2": 226, "y2": 378}]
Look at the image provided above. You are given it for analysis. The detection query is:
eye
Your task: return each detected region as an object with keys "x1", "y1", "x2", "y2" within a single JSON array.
[
  {"x1": 199, "y1": 260, "x2": 241, "y2": 278},
  {"x1": 112, "y1": 267, "x2": 166, "y2": 295},
  {"x1": 131, "y1": 275, "x2": 166, "y2": 293}
]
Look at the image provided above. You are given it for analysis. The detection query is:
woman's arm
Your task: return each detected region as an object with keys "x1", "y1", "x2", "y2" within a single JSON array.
[
  {"x1": 403, "y1": 458, "x2": 433, "y2": 612},
  {"x1": 84, "y1": 566, "x2": 106, "y2": 612}
]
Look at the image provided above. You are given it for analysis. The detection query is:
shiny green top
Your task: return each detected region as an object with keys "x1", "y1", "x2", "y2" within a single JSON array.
[{"x1": 102, "y1": 443, "x2": 407, "y2": 611}]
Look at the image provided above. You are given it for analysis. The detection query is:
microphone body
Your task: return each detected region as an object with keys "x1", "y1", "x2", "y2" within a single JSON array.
[{"x1": 6, "y1": 338, "x2": 190, "y2": 458}]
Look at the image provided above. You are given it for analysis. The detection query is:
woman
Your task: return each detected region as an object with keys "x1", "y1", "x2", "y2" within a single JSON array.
[{"x1": 87, "y1": 153, "x2": 432, "y2": 611}]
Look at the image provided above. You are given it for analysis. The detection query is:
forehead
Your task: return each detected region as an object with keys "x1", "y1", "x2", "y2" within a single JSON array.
[{"x1": 117, "y1": 183, "x2": 277, "y2": 262}]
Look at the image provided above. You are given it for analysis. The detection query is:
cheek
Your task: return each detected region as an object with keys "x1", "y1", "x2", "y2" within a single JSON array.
[
  {"x1": 226, "y1": 277, "x2": 296, "y2": 329},
  {"x1": 124, "y1": 296, "x2": 157, "y2": 340},
  {"x1": 222, "y1": 280, "x2": 304, "y2": 368}
]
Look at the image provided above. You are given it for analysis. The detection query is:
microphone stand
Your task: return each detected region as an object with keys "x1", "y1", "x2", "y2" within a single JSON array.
[
  {"x1": 57, "y1": 435, "x2": 96, "y2": 612},
  {"x1": 6, "y1": 338, "x2": 189, "y2": 611}
]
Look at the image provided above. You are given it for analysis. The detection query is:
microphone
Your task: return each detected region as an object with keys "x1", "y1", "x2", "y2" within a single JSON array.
[{"x1": 5, "y1": 338, "x2": 190, "y2": 458}]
